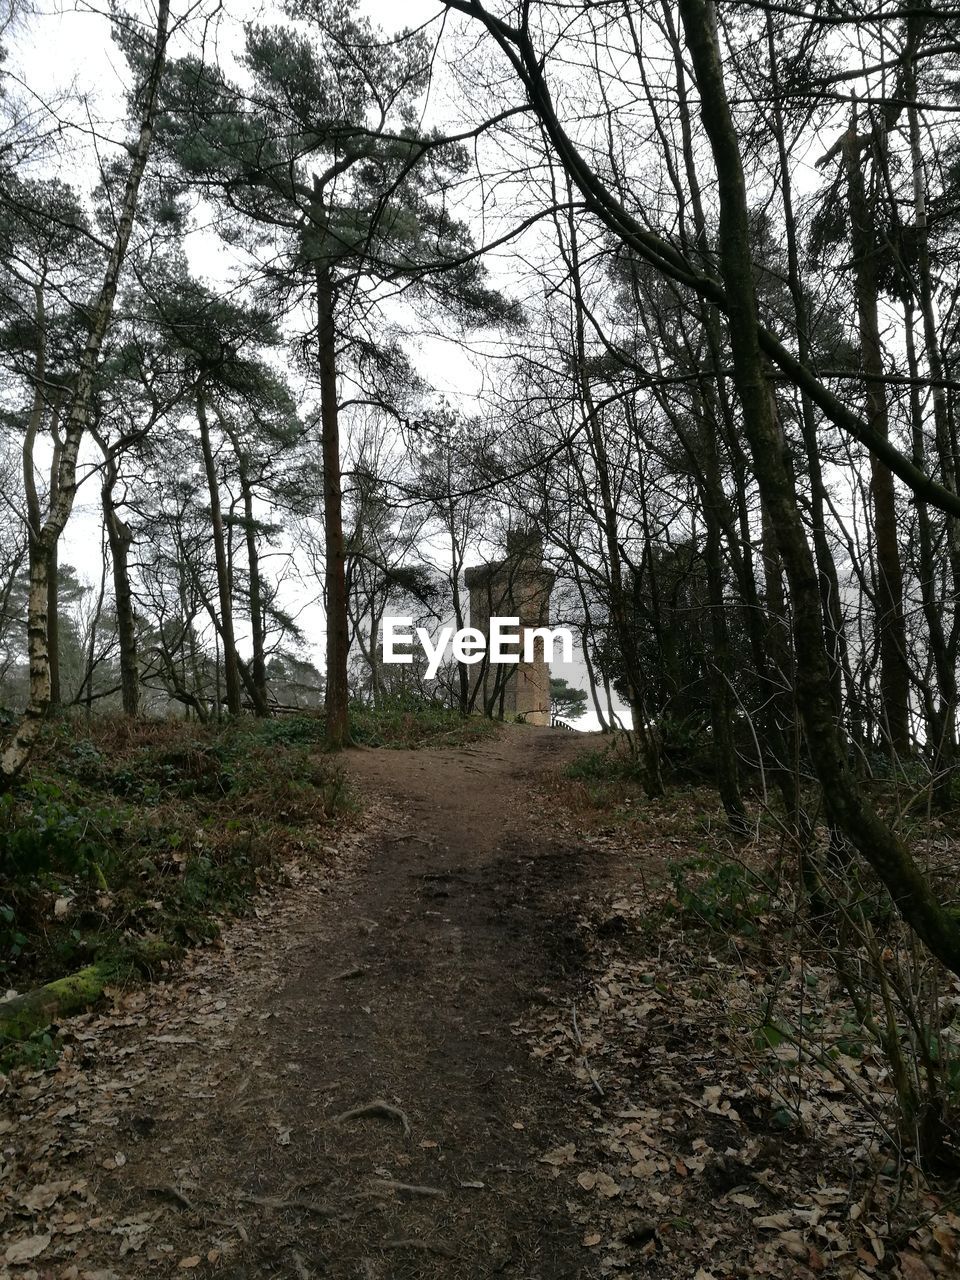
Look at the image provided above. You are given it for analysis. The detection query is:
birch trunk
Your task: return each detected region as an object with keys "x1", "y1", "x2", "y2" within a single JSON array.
[{"x1": 0, "y1": 0, "x2": 170, "y2": 784}]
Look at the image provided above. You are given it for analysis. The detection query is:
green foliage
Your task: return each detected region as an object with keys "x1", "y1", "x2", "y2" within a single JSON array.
[
  {"x1": 567, "y1": 739, "x2": 648, "y2": 785},
  {"x1": 0, "y1": 902, "x2": 27, "y2": 974},
  {"x1": 350, "y1": 694, "x2": 494, "y2": 749},
  {"x1": 550, "y1": 677, "x2": 588, "y2": 722},
  {"x1": 1, "y1": 1026, "x2": 58, "y2": 1073},
  {"x1": 658, "y1": 715, "x2": 718, "y2": 780},
  {"x1": 239, "y1": 714, "x2": 326, "y2": 748},
  {"x1": 156, "y1": 0, "x2": 523, "y2": 340},
  {"x1": 668, "y1": 856, "x2": 772, "y2": 936},
  {"x1": 0, "y1": 782, "x2": 114, "y2": 879},
  {"x1": 0, "y1": 716, "x2": 354, "y2": 994}
]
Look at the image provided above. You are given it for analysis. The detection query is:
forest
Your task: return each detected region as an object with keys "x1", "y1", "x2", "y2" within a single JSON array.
[{"x1": 3, "y1": 0, "x2": 960, "y2": 1277}]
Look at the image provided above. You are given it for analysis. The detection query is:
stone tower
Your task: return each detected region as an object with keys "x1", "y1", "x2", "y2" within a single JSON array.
[{"x1": 464, "y1": 532, "x2": 555, "y2": 726}]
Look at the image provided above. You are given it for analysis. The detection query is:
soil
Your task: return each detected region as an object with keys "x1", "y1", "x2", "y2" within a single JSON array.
[{"x1": 7, "y1": 725, "x2": 607, "y2": 1278}]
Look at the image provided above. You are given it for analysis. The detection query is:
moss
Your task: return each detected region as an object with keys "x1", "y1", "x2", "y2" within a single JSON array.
[{"x1": 0, "y1": 939, "x2": 176, "y2": 1042}]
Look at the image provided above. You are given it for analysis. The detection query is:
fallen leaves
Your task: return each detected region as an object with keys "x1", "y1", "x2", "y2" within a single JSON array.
[
  {"x1": 577, "y1": 1170, "x2": 622, "y2": 1198},
  {"x1": 753, "y1": 1212, "x2": 794, "y2": 1231},
  {"x1": 539, "y1": 1142, "x2": 576, "y2": 1166},
  {"x1": 4, "y1": 1232, "x2": 51, "y2": 1263},
  {"x1": 18, "y1": 1179, "x2": 72, "y2": 1212},
  {"x1": 516, "y1": 781, "x2": 960, "y2": 1279}
]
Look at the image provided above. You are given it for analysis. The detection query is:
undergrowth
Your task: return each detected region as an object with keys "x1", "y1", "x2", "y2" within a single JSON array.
[
  {"x1": 350, "y1": 695, "x2": 497, "y2": 749},
  {"x1": 0, "y1": 712, "x2": 354, "y2": 998},
  {"x1": 555, "y1": 742, "x2": 960, "y2": 1174},
  {"x1": 666, "y1": 848, "x2": 960, "y2": 1171},
  {"x1": 1, "y1": 699, "x2": 495, "y2": 1003}
]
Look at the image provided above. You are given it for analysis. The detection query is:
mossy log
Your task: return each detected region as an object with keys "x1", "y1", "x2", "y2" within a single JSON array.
[{"x1": 0, "y1": 940, "x2": 176, "y2": 1041}]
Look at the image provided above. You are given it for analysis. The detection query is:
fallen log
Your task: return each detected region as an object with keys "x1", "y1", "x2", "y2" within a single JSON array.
[{"x1": 0, "y1": 939, "x2": 177, "y2": 1042}]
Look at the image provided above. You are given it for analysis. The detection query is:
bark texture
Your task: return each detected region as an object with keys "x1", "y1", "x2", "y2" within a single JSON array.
[{"x1": 316, "y1": 257, "x2": 352, "y2": 748}]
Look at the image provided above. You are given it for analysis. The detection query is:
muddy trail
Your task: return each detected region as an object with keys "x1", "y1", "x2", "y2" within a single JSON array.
[{"x1": 5, "y1": 726, "x2": 609, "y2": 1279}]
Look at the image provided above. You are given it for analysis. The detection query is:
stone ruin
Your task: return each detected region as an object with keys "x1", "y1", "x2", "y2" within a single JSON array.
[{"x1": 464, "y1": 532, "x2": 555, "y2": 726}]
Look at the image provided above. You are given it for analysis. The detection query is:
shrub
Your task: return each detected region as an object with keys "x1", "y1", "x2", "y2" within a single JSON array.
[
  {"x1": 668, "y1": 855, "x2": 773, "y2": 935},
  {"x1": 350, "y1": 695, "x2": 492, "y2": 748},
  {"x1": 0, "y1": 782, "x2": 114, "y2": 880}
]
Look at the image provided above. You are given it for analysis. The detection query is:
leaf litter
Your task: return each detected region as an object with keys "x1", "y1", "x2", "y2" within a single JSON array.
[
  {"x1": 0, "y1": 819, "x2": 372, "y2": 1279},
  {"x1": 517, "y1": 778, "x2": 960, "y2": 1279}
]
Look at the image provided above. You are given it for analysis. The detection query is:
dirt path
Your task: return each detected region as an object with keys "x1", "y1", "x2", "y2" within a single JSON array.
[{"x1": 3, "y1": 726, "x2": 604, "y2": 1278}]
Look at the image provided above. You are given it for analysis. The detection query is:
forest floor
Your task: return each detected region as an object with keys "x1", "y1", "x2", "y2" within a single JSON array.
[{"x1": 2, "y1": 725, "x2": 959, "y2": 1280}]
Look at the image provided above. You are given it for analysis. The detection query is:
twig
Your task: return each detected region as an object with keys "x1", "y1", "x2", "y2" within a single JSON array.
[
  {"x1": 332, "y1": 965, "x2": 364, "y2": 981},
  {"x1": 571, "y1": 1001, "x2": 605, "y2": 1098}
]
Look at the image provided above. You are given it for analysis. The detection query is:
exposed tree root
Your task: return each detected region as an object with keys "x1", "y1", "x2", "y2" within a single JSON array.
[
  {"x1": 236, "y1": 1192, "x2": 336, "y2": 1218},
  {"x1": 145, "y1": 1185, "x2": 193, "y2": 1212},
  {"x1": 332, "y1": 1099, "x2": 411, "y2": 1136},
  {"x1": 371, "y1": 1179, "x2": 445, "y2": 1198}
]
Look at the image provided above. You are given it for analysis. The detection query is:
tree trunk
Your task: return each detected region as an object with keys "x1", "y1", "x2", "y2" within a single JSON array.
[
  {"x1": 217, "y1": 415, "x2": 270, "y2": 717},
  {"x1": 241, "y1": 471, "x2": 269, "y2": 716},
  {"x1": 843, "y1": 125, "x2": 911, "y2": 756},
  {"x1": 904, "y1": 53, "x2": 960, "y2": 795},
  {"x1": 564, "y1": 197, "x2": 662, "y2": 793},
  {"x1": 763, "y1": 9, "x2": 850, "y2": 726},
  {"x1": 197, "y1": 391, "x2": 241, "y2": 716},
  {"x1": 315, "y1": 253, "x2": 352, "y2": 748},
  {"x1": 448, "y1": 497, "x2": 471, "y2": 717},
  {"x1": 573, "y1": 571, "x2": 609, "y2": 732},
  {"x1": 677, "y1": 0, "x2": 960, "y2": 978},
  {"x1": 904, "y1": 302, "x2": 956, "y2": 790},
  {"x1": 704, "y1": 501, "x2": 746, "y2": 827},
  {"x1": 0, "y1": 941, "x2": 176, "y2": 1041},
  {"x1": 46, "y1": 431, "x2": 62, "y2": 712},
  {"x1": 102, "y1": 460, "x2": 139, "y2": 717},
  {"x1": 78, "y1": 539, "x2": 108, "y2": 719},
  {"x1": 90, "y1": 421, "x2": 140, "y2": 717}
]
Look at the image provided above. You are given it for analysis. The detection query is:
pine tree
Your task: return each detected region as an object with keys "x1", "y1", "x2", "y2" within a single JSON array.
[{"x1": 157, "y1": 0, "x2": 520, "y2": 746}]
